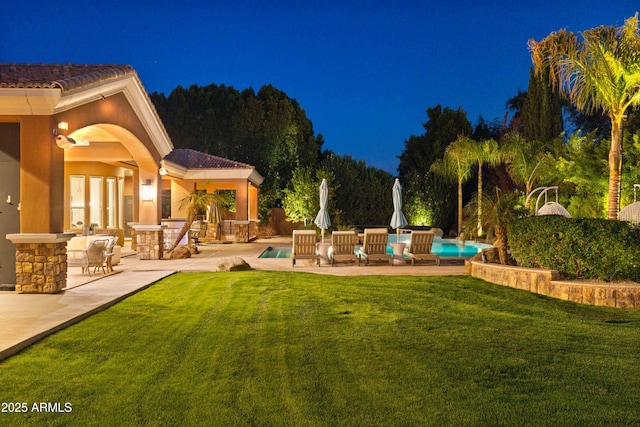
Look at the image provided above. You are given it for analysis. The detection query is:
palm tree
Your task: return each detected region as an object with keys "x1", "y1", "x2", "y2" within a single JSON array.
[
  {"x1": 431, "y1": 136, "x2": 475, "y2": 235},
  {"x1": 501, "y1": 132, "x2": 553, "y2": 207},
  {"x1": 167, "y1": 189, "x2": 228, "y2": 252},
  {"x1": 464, "y1": 189, "x2": 526, "y2": 265},
  {"x1": 466, "y1": 138, "x2": 501, "y2": 236},
  {"x1": 529, "y1": 13, "x2": 640, "y2": 219}
]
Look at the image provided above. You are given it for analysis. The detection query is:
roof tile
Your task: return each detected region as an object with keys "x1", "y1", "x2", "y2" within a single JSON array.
[
  {"x1": 165, "y1": 148, "x2": 255, "y2": 170},
  {"x1": 0, "y1": 63, "x2": 135, "y2": 92}
]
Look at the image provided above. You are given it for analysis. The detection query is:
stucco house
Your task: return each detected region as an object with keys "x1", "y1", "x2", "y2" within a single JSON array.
[{"x1": 0, "y1": 63, "x2": 263, "y2": 292}]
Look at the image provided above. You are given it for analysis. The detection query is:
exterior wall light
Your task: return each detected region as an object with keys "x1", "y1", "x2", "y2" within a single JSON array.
[
  {"x1": 58, "y1": 121, "x2": 69, "y2": 131},
  {"x1": 141, "y1": 179, "x2": 154, "y2": 201}
]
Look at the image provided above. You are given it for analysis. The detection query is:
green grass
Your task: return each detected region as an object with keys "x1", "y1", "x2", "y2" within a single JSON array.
[{"x1": 2, "y1": 271, "x2": 640, "y2": 426}]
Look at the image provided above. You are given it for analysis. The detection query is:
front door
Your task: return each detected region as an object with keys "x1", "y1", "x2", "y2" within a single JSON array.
[{"x1": 0, "y1": 123, "x2": 20, "y2": 285}]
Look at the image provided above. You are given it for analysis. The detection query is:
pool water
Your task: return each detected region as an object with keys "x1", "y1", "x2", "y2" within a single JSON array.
[{"x1": 259, "y1": 235, "x2": 492, "y2": 259}]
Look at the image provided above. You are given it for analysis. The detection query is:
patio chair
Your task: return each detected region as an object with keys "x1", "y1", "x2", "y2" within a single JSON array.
[
  {"x1": 357, "y1": 228, "x2": 392, "y2": 266},
  {"x1": 404, "y1": 231, "x2": 440, "y2": 266},
  {"x1": 292, "y1": 230, "x2": 319, "y2": 266},
  {"x1": 330, "y1": 231, "x2": 359, "y2": 266},
  {"x1": 67, "y1": 238, "x2": 108, "y2": 276},
  {"x1": 101, "y1": 236, "x2": 118, "y2": 272}
]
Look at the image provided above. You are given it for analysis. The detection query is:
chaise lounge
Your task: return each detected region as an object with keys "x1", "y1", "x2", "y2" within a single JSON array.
[
  {"x1": 292, "y1": 230, "x2": 320, "y2": 266},
  {"x1": 330, "y1": 231, "x2": 359, "y2": 266},
  {"x1": 404, "y1": 230, "x2": 440, "y2": 266},
  {"x1": 357, "y1": 228, "x2": 392, "y2": 266}
]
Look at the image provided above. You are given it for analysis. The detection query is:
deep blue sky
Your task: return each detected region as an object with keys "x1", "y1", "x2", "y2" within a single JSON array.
[{"x1": 3, "y1": 1, "x2": 638, "y2": 173}]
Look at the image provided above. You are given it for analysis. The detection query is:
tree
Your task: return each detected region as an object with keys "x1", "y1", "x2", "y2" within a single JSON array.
[
  {"x1": 167, "y1": 189, "x2": 228, "y2": 252},
  {"x1": 464, "y1": 189, "x2": 527, "y2": 265},
  {"x1": 430, "y1": 136, "x2": 475, "y2": 235},
  {"x1": 501, "y1": 132, "x2": 554, "y2": 205},
  {"x1": 529, "y1": 13, "x2": 640, "y2": 219},
  {"x1": 466, "y1": 138, "x2": 501, "y2": 236},
  {"x1": 554, "y1": 131, "x2": 608, "y2": 218},
  {"x1": 504, "y1": 90, "x2": 527, "y2": 132},
  {"x1": 319, "y1": 152, "x2": 392, "y2": 226},
  {"x1": 398, "y1": 105, "x2": 472, "y2": 231},
  {"x1": 520, "y1": 67, "x2": 565, "y2": 142},
  {"x1": 282, "y1": 167, "x2": 336, "y2": 226}
]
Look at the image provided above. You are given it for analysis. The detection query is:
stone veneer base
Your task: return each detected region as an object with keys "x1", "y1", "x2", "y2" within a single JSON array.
[
  {"x1": 6, "y1": 233, "x2": 75, "y2": 294},
  {"x1": 132, "y1": 226, "x2": 165, "y2": 260},
  {"x1": 469, "y1": 261, "x2": 640, "y2": 308}
]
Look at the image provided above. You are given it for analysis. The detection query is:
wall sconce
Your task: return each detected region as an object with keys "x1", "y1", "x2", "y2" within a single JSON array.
[
  {"x1": 58, "y1": 121, "x2": 69, "y2": 131},
  {"x1": 141, "y1": 179, "x2": 154, "y2": 201}
]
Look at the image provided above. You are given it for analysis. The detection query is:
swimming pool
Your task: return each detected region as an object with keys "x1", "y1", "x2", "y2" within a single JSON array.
[{"x1": 259, "y1": 235, "x2": 492, "y2": 259}]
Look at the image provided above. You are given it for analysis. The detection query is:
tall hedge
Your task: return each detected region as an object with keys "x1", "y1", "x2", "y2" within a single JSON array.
[{"x1": 508, "y1": 216, "x2": 640, "y2": 281}]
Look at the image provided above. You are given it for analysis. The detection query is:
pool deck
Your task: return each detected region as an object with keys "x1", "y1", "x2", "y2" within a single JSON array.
[{"x1": 0, "y1": 237, "x2": 467, "y2": 361}]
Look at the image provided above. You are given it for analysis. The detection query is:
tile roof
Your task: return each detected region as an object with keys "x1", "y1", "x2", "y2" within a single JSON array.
[
  {"x1": 165, "y1": 148, "x2": 255, "y2": 170},
  {"x1": 0, "y1": 63, "x2": 136, "y2": 92}
]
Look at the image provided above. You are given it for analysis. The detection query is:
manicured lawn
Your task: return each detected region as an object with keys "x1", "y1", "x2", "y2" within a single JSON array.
[{"x1": 2, "y1": 271, "x2": 640, "y2": 426}]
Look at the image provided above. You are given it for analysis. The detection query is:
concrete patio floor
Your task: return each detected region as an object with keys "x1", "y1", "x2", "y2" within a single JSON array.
[{"x1": 0, "y1": 236, "x2": 467, "y2": 361}]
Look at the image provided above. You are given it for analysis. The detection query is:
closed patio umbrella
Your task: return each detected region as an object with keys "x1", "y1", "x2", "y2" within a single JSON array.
[
  {"x1": 390, "y1": 178, "x2": 408, "y2": 240},
  {"x1": 314, "y1": 178, "x2": 331, "y2": 242}
]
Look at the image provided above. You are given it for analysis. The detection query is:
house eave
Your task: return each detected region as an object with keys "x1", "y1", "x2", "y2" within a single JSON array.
[
  {"x1": 0, "y1": 88, "x2": 61, "y2": 115},
  {"x1": 183, "y1": 168, "x2": 265, "y2": 186},
  {"x1": 160, "y1": 159, "x2": 188, "y2": 179}
]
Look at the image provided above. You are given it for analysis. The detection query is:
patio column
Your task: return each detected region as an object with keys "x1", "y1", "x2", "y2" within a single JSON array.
[
  {"x1": 6, "y1": 233, "x2": 74, "y2": 293},
  {"x1": 132, "y1": 225, "x2": 165, "y2": 260},
  {"x1": 235, "y1": 181, "x2": 248, "y2": 221},
  {"x1": 20, "y1": 116, "x2": 65, "y2": 233}
]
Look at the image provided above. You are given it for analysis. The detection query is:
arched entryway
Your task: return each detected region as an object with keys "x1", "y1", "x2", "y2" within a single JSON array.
[{"x1": 64, "y1": 123, "x2": 163, "y2": 238}]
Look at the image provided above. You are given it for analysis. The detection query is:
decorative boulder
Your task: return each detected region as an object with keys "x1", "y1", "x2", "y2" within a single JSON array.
[
  {"x1": 216, "y1": 257, "x2": 252, "y2": 272},
  {"x1": 170, "y1": 245, "x2": 193, "y2": 259},
  {"x1": 465, "y1": 247, "x2": 500, "y2": 274}
]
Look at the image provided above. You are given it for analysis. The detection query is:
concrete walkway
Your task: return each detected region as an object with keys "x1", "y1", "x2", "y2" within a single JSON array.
[{"x1": 0, "y1": 237, "x2": 467, "y2": 361}]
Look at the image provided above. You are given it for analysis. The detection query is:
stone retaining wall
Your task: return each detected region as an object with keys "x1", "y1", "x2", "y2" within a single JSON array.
[{"x1": 469, "y1": 261, "x2": 640, "y2": 308}]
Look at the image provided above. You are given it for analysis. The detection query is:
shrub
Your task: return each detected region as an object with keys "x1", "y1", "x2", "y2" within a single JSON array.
[{"x1": 508, "y1": 216, "x2": 640, "y2": 281}]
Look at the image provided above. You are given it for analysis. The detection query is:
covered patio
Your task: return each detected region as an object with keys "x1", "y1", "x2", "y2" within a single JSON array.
[
  {"x1": 0, "y1": 63, "x2": 263, "y2": 292},
  {"x1": 160, "y1": 148, "x2": 264, "y2": 245}
]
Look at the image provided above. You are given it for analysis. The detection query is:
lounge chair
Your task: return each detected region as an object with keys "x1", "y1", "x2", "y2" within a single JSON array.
[
  {"x1": 404, "y1": 231, "x2": 440, "y2": 266},
  {"x1": 330, "y1": 231, "x2": 359, "y2": 266},
  {"x1": 292, "y1": 230, "x2": 319, "y2": 266},
  {"x1": 67, "y1": 238, "x2": 108, "y2": 276},
  {"x1": 357, "y1": 228, "x2": 392, "y2": 266}
]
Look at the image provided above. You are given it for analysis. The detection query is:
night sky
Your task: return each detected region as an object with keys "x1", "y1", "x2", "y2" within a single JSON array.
[{"x1": 4, "y1": 1, "x2": 638, "y2": 173}]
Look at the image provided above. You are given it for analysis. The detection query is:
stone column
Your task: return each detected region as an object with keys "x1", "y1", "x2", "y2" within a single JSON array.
[
  {"x1": 132, "y1": 225, "x2": 165, "y2": 260},
  {"x1": 234, "y1": 221, "x2": 250, "y2": 243},
  {"x1": 6, "y1": 233, "x2": 75, "y2": 294}
]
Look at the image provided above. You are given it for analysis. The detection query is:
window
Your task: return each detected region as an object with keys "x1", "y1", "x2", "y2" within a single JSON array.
[
  {"x1": 70, "y1": 176, "x2": 85, "y2": 227},
  {"x1": 89, "y1": 176, "x2": 103, "y2": 227}
]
